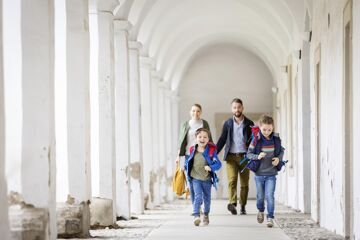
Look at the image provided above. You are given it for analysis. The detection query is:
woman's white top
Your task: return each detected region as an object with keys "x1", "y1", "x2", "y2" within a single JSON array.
[{"x1": 185, "y1": 119, "x2": 203, "y2": 155}]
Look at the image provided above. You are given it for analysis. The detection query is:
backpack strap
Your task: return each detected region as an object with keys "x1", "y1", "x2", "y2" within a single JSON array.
[{"x1": 273, "y1": 135, "x2": 282, "y2": 157}]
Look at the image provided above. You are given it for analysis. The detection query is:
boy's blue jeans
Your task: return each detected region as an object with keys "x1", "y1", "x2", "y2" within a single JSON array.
[
  {"x1": 192, "y1": 179, "x2": 212, "y2": 217},
  {"x1": 254, "y1": 175, "x2": 276, "y2": 219}
]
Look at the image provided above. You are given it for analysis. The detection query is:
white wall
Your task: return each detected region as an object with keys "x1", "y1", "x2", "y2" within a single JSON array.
[
  {"x1": 179, "y1": 44, "x2": 274, "y2": 199},
  {"x1": 310, "y1": 0, "x2": 347, "y2": 235}
]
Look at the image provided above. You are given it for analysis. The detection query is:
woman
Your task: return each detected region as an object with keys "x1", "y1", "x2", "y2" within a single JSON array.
[{"x1": 176, "y1": 103, "x2": 213, "y2": 207}]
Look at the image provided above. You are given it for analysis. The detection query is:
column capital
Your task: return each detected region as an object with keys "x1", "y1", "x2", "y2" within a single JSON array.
[
  {"x1": 114, "y1": 20, "x2": 132, "y2": 33},
  {"x1": 170, "y1": 92, "x2": 180, "y2": 102},
  {"x1": 158, "y1": 80, "x2": 170, "y2": 90},
  {"x1": 140, "y1": 57, "x2": 155, "y2": 69},
  {"x1": 129, "y1": 41, "x2": 142, "y2": 51},
  {"x1": 89, "y1": 0, "x2": 119, "y2": 13},
  {"x1": 151, "y1": 70, "x2": 161, "y2": 79}
]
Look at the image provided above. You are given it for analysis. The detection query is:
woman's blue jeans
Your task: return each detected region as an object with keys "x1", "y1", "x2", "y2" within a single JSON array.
[
  {"x1": 192, "y1": 179, "x2": 212, "y2": 217},
  {"x1": 254, "y1": 175, "x2": 276, "y2": 219}
]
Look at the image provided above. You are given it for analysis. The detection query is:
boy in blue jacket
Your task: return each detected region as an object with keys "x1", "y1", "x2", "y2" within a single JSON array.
[{"x1": 185, "y1": 128, "x2": 222, "y2": 226}]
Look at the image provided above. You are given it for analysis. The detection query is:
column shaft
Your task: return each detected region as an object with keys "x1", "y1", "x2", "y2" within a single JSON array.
[
  {"x1": 164, "y1": 90, "x2": 174, "y2": 201},
  {"x1": 140, "y1": 59, "x2": 154, "y2": 208},
  {"x1": 20, "y1": 0, "x2": 56, "y2": 238},
  {"x1": 0, "y1": 0, "x2": 10, "y2": 237},
  {"x1": 114, "y1": 20, "x2": 131, "y2": 219},
  {"x1": 150, "y1": 75, "x2": 161, "y2": 206},
  {"x1": 58, "y1": 0, "x2": 91, "y2": 236},
  {"x1": 158, "y1": 84, "x2": 167, "y2": 202},
  {"x1": 128, "y1": 41, "x2": 144, "y2": 214},
  {"x1": 66, "y1": 0, "x2": 91, "y2": 204},
  {"x1": 94, "y1": 11, "x2": 116, "y2": 223}
]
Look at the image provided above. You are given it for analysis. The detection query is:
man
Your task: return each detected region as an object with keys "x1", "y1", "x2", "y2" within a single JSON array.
[{"x1": 216, "y1": 98, "x2": 254, "y2": 215}]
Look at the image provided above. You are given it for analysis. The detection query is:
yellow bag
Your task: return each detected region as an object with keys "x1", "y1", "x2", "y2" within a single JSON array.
[{"x1": 172, "y1": 162, "x2": 186, "y2": 196}]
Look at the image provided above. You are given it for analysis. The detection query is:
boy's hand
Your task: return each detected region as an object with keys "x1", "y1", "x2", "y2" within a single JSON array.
[
  {"x1": 258, "y1": 152, "x2": 266, "y2": 160},
  {"x1": 204, "y1": 166, "x2": 211, "y2": 172},
  {"x1": 272, "y1": 157, "x2": 280, "y2": 166}
]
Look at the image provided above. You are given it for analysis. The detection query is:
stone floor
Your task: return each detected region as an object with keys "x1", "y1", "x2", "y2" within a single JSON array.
[{"x1": 58, "y1": 199, "x2": 345, "y2": 240}]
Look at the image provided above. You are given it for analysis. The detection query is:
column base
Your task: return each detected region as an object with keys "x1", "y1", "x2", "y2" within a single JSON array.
[
  {"x1": 90, "y1": 197, "x2": 114, "y2": 227},
  {"x1": 9, "y1": 205, "x2": 48, "y2": 240},
  {"x1": 56, "y1": 201, "x2": 90, "y2": 238}
]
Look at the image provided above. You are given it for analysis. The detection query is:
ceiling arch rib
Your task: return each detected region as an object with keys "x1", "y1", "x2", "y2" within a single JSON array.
[{"x1": 127, "y1": 0, "x2": 158, "y2": 40}]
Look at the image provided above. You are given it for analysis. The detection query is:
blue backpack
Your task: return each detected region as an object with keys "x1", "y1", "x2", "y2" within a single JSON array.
[{"x1": 241, "y1": 127, "x2": 287, "y2": 173}]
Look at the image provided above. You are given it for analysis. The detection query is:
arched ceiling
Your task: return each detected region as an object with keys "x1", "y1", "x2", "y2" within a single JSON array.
[{"x1": 116, "y1": 0, "x2": 304, "y2": 91}]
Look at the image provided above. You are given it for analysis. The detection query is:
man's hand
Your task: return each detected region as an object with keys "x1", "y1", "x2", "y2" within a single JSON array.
[
  {"x1": 258, "y1": 152, "x2": 266, "y2": 160},
  {"x1": 272, "y1": 157, "x2": 280, "y2": 166},
  {"x1": 204, "y1": 166, "x2": 211, "y2": 172}
]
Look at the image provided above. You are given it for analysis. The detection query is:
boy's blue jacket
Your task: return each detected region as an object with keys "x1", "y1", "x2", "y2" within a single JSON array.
[{"x1": 184, "y1": 142, "x2": 222, "y2": 189}]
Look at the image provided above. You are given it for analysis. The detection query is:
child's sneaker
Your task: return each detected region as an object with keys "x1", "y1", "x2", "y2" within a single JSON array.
[
  {"x1": 266, "y1": 218, "x2": 274, "y2": 228},
  {"x1": 203, "y1": 214, "x2": 209, "y2": 226},
  {"x1": 193, "y1": 216, "x2": 201, "y2": 226},
  {"x1": 257, "y1": 211, "x2": 264, "y2": 223}
]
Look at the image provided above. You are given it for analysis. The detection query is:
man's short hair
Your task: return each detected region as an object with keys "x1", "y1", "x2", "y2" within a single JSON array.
[{"x1": 231, "y1": 98, "x2": 243, "y2": 105}]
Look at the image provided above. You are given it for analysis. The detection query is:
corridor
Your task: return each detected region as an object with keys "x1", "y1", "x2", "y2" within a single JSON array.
[
  {"x1": 62, "y1": 199, "x2": 344, "y2": 240},
  {"x1": 0, "y1": 0, "x2": 360, "y2": 240}
]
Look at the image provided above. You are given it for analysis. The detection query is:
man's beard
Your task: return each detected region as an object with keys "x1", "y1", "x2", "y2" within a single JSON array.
[{"x1": 233, "y1": 111, "x2": 242, "y2": 118}]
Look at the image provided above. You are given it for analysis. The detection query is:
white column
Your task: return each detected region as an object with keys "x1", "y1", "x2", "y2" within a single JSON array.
[
  {"x1": 158, "y1": 81, "x2": 167, "y2": 202},
  {"x1": 21, "y1": 0, "x2": 56, "y2": 238},
  {"x1": 140, "y1": 57, "x2": 155, "y2": 209},
  {"x1": 0, "y1": 0, "x2": 10, "y2": 237},
  {"x1": 114, "y1": 20, "x2": 131, "y2": 219},
  {"x1": 171, "y1": 94, "x2": 180, "y2": 162},
  {"x1": 170, "y1": 93, "x2": 180, "y2": 197},
  {"x1": 164, "y1": 88, "x2": 174, "y2": 201},
  {"x1": 128, "y1": 41, "x2": 145, "y2": 214},
  {"x1": 150, "y1": 72, "x2": 161, "y2": 206},
  {"x1": 353, "y1": 0, "x2": 360, "y2": 238},
  {"x1": 65, "y1": 0, "x2": 91, "y2": 234},
  {"x1": 98, "y1": 9, "x2": 115, "y2": 204}
]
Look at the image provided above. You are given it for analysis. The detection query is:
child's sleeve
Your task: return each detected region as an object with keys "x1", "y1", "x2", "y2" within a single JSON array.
[
  {"x1": 209, "y1": 151, "x2": 222, "y2": 172},
  {"x1": 278, "y1": 146, "x2": 285, "y2": 160},
  {"x1": 246, "y1": 138, "x2": 259, "y2": 160}
]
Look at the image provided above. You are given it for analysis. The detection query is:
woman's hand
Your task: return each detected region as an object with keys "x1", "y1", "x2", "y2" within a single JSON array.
[
  {"x1": 258, "y1": 152, "x2": 266, "y2": 160},
  {"x1": 175, "y1": 156, "x2": 180, "y2": 163},
  {"x1": 204, "y1": 166, "x2": 211, "y2": 172},
  {"x1": 272, "y1": 157, "x2": 280, "y2": 166}
]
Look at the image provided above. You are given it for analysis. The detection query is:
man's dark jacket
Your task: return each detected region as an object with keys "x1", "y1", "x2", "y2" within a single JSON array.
[{"x1": 216, "y1": 116, "x2": 254, "y2": 161}]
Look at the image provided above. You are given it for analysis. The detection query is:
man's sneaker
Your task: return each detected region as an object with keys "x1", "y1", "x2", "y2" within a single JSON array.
[
  {"x1": 203, "y1": 215, "x2": 209, "y2": 226},
  {"x1": 240, "y1": 206, "x2": 247, "y2": 215},
  {"x1": 257, "y1": 211, "x2": 264, "y2": 223},
  {"x1": 227, "y1": 203, "x2": 237, "y2": 215},
  {"x1": 266, "y1": 218, "x2": 274, "y2": 228},
  {"x1": 193, "y1": 217, "x2": 201, "y2": 226}
]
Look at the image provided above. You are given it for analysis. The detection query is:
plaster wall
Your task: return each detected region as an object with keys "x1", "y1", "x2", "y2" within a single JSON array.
[{"x1": 308, "y1": 0, "x2": 353, "y2": 235}]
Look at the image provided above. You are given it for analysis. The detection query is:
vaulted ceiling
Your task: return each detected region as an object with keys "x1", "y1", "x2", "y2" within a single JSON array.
[{"x1": 107, "y1": 0, "x2": 308, "y2": 90}]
